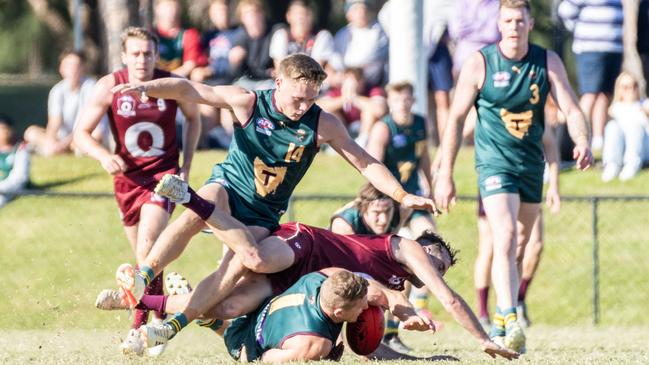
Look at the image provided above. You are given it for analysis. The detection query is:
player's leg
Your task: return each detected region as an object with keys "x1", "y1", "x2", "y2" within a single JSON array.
[
  {"x1": 516, "y1": 209, "x2": 544, "y2": 328},
  {"x1": 481, "y1": 193, "x2": 520, "y2": 342},
  {"x1": 475, "y1": 213, "x2": 493, "y2": 329}
]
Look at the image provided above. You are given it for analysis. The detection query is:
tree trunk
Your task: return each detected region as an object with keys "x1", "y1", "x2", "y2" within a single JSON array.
[{"x1": 98, "y1": 0, "x2": 139, "y2": 72}]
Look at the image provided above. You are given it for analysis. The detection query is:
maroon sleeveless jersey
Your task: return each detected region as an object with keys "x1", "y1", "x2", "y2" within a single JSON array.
[
  {"x1": 109, "y1": 68, "x2": 179, "y2": 180},
  {"x1": 267, "y1": 222, "x2": 414, "y2": 294}
]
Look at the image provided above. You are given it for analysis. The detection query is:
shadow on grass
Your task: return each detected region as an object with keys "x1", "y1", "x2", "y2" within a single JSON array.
[
  {"x1": 27, "y1": 172, "x2": 103, "y2": 190},
  {"x1": 368, "y1": 343, "x2": 460, "y2": 361}
]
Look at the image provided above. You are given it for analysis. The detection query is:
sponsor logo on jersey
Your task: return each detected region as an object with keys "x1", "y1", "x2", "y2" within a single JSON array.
[
  {"x1": 255, "y1": 118, "x2": 275, "y2": 136},
  {"x1": 117, "y1": 95, "x2": 137, "y2": 117},
  {"x1": 493, "y1": 71, "x2": 511, "y2": 88},
  {"x1": 484, "y1": 175, "x2": 503, "y2": 191},
  {"x1": 388, "y1": 275, "x2": 406, "y2": 289},
  {"x1": 157, "y1": 99, "x2": 167, "y2": 111},
  {"x1": 392, "y1": 134, "x2": 408, "y2": 148}
]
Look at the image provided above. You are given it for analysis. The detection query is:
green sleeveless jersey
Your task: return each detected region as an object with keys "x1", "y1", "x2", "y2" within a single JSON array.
[
  {"x1": 380, "y1": 114, "x2": 427, "y2": 194},
  {"x1": 224, "y1": 272, "x2": 340, "y2": 361},
  {"x1": 216, "y1": 89, "x2": 320, "y2": 214},
  {"x1": 475, "y1": 43, "x2": 549, "y2": 175},
  {"x1": 330, "y1": 200, "x2": 400, "y2": 234}
]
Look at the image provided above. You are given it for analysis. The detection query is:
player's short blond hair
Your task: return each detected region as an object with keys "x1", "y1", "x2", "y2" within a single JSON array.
[
  {"x1": 500, "y1": 0, "x2": 531, "y2": 11},
  {"x1": 121, "y1": 26, "x2": 159, "y2": 52},
  {"x1": 236, "y1": 0, "x2": 266, "y2": 20},
  {"x1": 385, "y1": 81, "x2": 414, "y2": 95},
  {"x1": 320, "y1": 270, "x2": 368, "y2": 310},
  {"x1": 279, "y1": 54, "x2": 328, "y2": 85}
]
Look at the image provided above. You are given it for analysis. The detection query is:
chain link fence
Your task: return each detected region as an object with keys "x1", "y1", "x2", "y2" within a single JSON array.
[{"x1": 3, "y1": 191, "x2": 648, "y2": 327}]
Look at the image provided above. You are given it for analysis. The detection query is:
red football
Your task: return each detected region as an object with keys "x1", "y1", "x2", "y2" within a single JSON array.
[{"x1": 345, "y1": 305, "x2": 384, "y2": 355}]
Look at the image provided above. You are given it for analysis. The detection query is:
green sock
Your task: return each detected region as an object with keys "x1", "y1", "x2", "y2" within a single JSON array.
[
  {"x1": 197, "y1": 318, "x2": 224, "y2": 333},
  {"x1": 502, "y1": 306, "x2": 517, "y2": 329},
  {"x1": 384, "y1": 319, "x2": 399, "y2": 338},
  {"x1": 138, "y1": 265, "x2": 155, "y2": 286},
  {"x1": 490, "y1": 307, "x2": 506, "y2": 338},
  {"x1": 165, "y1": 312, "x2": 189, "y2": 336}
]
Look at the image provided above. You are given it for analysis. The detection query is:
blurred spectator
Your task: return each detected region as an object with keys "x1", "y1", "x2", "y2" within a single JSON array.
[
  {"x1": 0, "y1": 115, "x2": 30, "y2": 209},
  {"x1": 23, "y1": 50, "x2": 106, "y2": 156},
  {"x1": 447, "y1": 0, "x2": 500, "y2": 77},
  {"x1": 154, "y1": 0, "x2": 203, "y2": 78},
  {"x1": 558, "y1": 0, "x2": 624, "y2": 151},
  {"x1": 269, "y1": 0, "x2": 335, "y2": 69},
  {"x1": 639, "y1": 0, "x2": 649, "y2": 95},
  {"x1": 378, "y1": 0, "x2": 455, "y2": 145},
  {"x1": 233, "y1": 0, "x2": 276, "y2": 90},
  {"x1": 318, "y1": 67, "x2": 387, "y2": 146},
  {"x1": 333, "y1": 0, "x2": 389, "y2": 88},
  {"x1": 191, "y1": 0, "x2": 245, "y2": 85},
  {"x1": 191, "y1": 0, "x2": 245, "y2": 149},
  {"x1": 601, "y1": 72, "x2": 649, "y2": 182}
]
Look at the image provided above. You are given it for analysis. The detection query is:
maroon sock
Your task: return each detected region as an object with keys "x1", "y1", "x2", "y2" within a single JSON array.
[
  {"x1": 184, "y1": 187, "x2": 215, "y2": 221},
  {"x1": 518, "y1": 278, "x2": 532, "y2": 302},
  {"x1": 477, "y1": 287, "x2": 489, "y2": 318},
  {"x1": 132, "y1": 309, "x2": 149, "y2": 329},
  {"x1": 147, "y1": 271, "x2": 166, "y2": 320},
  {"x1": 136, "y1": 294, "x2": 168, "y2": 314}
]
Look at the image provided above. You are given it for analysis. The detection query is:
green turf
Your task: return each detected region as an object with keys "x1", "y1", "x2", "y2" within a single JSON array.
[{"x1": 1, "y1": 148, "x2": 649, "y2": 362}]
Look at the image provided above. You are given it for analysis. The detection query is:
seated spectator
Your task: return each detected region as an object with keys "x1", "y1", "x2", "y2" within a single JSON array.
[
  {"x1": 333, "y1": 0, "x2": 389, "y2": 89},
  {"x1": 154, "y1": 0, "x2": 203, "y2": 78},
  {"x1": 0, "y1": 115, "x2": 30, "y2": 209},
  {"x1": 23, "y1": 50, "x2": 106, "y2": 156},
  {"x1": 318, "y1": 67, "x2": 387, "y2": 146},
  {"x1": 233, "y1": 0, "x2": 276, "y2": 91},
  {"x1": 601, "y1": 72, "x2": 649, "y2": 182},
  {"x1": 191, "y1": 0, "x2": 246, "y2": 149},
  {"x1": 269, "y1": 0, "x2": 335, "y2": 69},
  {"x1": 191, "y1": 0, "x2": 245, "y2": 85}
]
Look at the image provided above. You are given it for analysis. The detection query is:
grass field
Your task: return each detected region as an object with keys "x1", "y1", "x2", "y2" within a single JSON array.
[{"x1": 2, "y1": 148, "x2": 649, "y2": 363}]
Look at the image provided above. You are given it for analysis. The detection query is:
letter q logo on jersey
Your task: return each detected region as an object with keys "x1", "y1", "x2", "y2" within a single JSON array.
[
  {"x1": 117, "y1": 95, "x2": 137, "y2": 117},
  {"x1": 255, "y1": 118, "x2": 275, "y2": 136},
  {"x1": 124, "y1": 121, "x2": 165, "y2": 157}
]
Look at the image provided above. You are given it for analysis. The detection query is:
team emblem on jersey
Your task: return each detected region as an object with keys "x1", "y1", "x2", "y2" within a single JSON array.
[
  {"x1": 500, "y1": 108, "x2": 533, "y2": 139},
  {"x1": 484, "y1": 175, "x2": 503, "y2": 192},
  {"x1": 493, "y1": 71, "x2": 511, "y2": 88},
  {"x1": 392, "y1": 134, "x2": 408, "y2": 148},
  {"x1": 117, "y1": 95, "x2": 137, "y2": 117},
  {"x1": 157, "y1": 98, "x2": 167, "y2": 111},
  {"x1": 255, "y1": 118, "x2": 275, "y2": 136},
  {"x1": 293, "y1": 241, "x2": 302, "y2": 250},
  {"x1": 295, "y1": 129, "x2": 306, "y2": 141}
]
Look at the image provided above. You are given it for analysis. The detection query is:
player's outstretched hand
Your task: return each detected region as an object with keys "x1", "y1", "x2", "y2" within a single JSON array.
[
  {"x1": 401, "y1": 194, "x2": 442, "y2": 216},
  {"x1": 481, "y1": 339, "x2": 519, "y2": 360},
  {"x1": 433, "y1": 175, "x2": 456, "y2": 213},
  {"x1": 573, "y1": 144, "x2": 593, "y2": 171},
  {"x1": 111, "y1": 83, "x2": 149, "y2": 102},
  {"x1": 402, "y1": 313, "x2": 444, "y2": 333}
]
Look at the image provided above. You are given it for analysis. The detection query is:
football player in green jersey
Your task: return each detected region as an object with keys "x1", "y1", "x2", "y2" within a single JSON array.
[
  {"x1": 110, "y1": 54, "x2": 439, "y2": 352},
  {"x1": 434, "y1": 0, "x2": 592, "y2": 353}
]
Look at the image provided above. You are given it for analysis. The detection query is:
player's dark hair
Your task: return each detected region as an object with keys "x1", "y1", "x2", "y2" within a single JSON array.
[
  {"x1": 59, "y1": 49, "x2": 87, "y2": 65},
  {"x1": 416, "y1": 230, "x2": 458, "y2": 267},
  {"x1": 385, "y1": 81, "x2": 414, "y2": 95},
  {"x1": 355, "y1": 183, "x2": 394, "y2": 214},
  {"x1": 0, "y1": 114, "x2": 13, "y2": 127},
  {"x1": 343, "y1": 67, "x2": 364, "y2": 82}
]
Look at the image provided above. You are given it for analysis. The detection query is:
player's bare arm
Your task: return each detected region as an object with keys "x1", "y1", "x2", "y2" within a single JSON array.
[
  {"x1": 365, "y1": 120, "x2": 390, "y2": 163},
  {"x1": 329, "y1": 217, "x2": 356, "y2": 235},
  {"x1": 542, "y1": 116, "x2": 561, "y2": 212},
  {"x1": 318, "y1": 112, "x2": 440, "y2": 214},
  {"x1": 111, "y1": 78, "x2": 257, "y2": 123},
  {"x1": 74, "y1": 74, "x2": 127, "y2": 175},
  {"x1": 261, "y1": 335, "x2": 333, "y2": 363},
  {"x1": 391, "y1": 237, "x2": 519, "y2": 360},
  {"x1": 176, "y1": 100, "x2": 201, "y2": 181},
  {"x1": 435, "y1": 52, "x2": 484, "y2": 212},
  {"x1": 546, "y1": 50, "x2": 592, "y2": 170}
]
